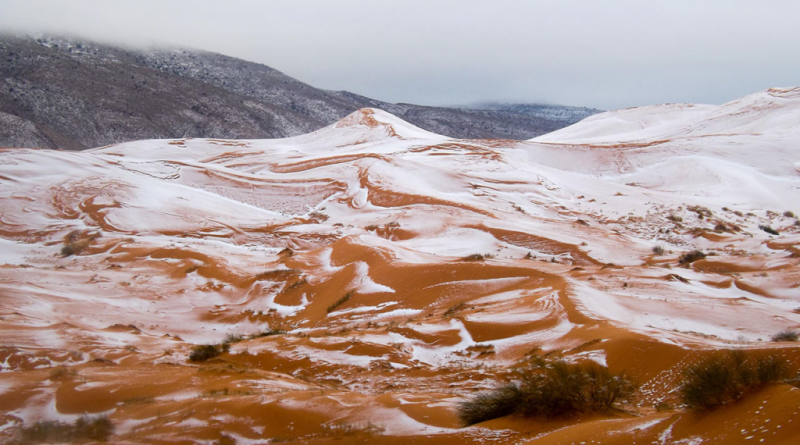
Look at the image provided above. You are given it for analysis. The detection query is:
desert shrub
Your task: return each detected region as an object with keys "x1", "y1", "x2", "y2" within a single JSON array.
[
  {"x1": 652, "y1": 246, "x2": 665, "y2": 255},
  {"x1": 458, "y1": 362, "x2": 636, "y2": 425},
  {"x1": 680, "y1": 351, "x2": 790, "y2": 411},
  {"x1": 518, "y1": 362, "x2": 636, "y2": 419},
  {"x1": 667, "y1": 214, "x2": 683, "y2": 223},
  {"x1": 655, "y1": 402, "x2": 671, "y2": 411},
  {"x1": 771, "y1": 330, "x2": 798, "y2": 342},
  {"x1": 223, "y1": 333, "x2": 243, "y2": 344},
  {"x1": 20, "y1": 415, "x2": 113, "y2": 442},
  {"x1": 688, "y1": 205, "x2": 713, "y2": 219},
  {"x1": 462, "y1": 253, "x2": 485, "y2": 261},
  {"x1": 61, "y1": 239, "x2": 92, "y2": 256},
  {"x1": 784, "y1": 211, "x2": 795, "y2": 218},
  {"x1": 189, "y1": 344, "x2": 224, "y2": 362},
  {"x1": 215, "y1": 434, "x2": 237, "y2": 445},
  {"x1": 122, "y1": 396, "x2": 155, "y2": 405},
  {"x1": 308, "y1": 211, "x2": 329, "y2": 222},
  {"x1": 48, "y1": 365, "x2": 77, "y2": 380},
  {"x1": 60, "y1": 230, "x2": 100, "y2": 257},
  {"x1": 252, "y1": 328, "x2": 286, "y2": 338},
  {"x1": 327, "y1": 291, "x2": 354, "y2": 313},
  {"x1": 679, "y1": 250, "x2": 706, "y2": 264},
  {"x1": 457, "y1": 384, "x2": 523, "y2": 426},
  {"x1": 444, "y1": 301, "x2": 467, "y2": 317},
  {"x1": 759, "y1": 225, "x2": 779, "y2": 235}
]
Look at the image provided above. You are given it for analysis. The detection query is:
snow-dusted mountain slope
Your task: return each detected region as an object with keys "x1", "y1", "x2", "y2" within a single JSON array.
[
  {"x1": 0, "y1": 93, "x2": 799, "y2": 443},
  {"x1": 0, "y1": 34, "x2": 587, "y2": 150}
]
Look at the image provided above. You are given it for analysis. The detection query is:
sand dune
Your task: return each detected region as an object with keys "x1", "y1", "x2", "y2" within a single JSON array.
[{"x1": 1, "y1": 92, "x2": 799, "y2": 443}]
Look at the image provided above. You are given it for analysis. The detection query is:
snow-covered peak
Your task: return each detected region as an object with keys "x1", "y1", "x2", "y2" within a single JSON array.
[
  {"x1": 282, "y1": 108, "x2": 449, "y2": 147},
  {"x1": 333, "y1": 108, "x2": 444, "y2": 140}
]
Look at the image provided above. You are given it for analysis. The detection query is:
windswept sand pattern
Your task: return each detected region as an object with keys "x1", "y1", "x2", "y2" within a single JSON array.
[{"x1": 1, "y1": 100, "x2": 800, "y2": 443}]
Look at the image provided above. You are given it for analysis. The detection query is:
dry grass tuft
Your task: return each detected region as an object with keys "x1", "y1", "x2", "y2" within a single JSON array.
[
  {"x1": 458, "y1": 361, "x2": 636, "y2": 425},
  {"x1": 327, "y1": 291, "x2": 354, "y2": 313},
  {"x1": 681, "y1": 350, "x2": 791, "y2": 411}
]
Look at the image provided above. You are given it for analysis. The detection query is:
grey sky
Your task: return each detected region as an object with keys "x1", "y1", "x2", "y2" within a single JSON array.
[{"x1": 2, "y1": 0, "x2": 799, "y2": 110}]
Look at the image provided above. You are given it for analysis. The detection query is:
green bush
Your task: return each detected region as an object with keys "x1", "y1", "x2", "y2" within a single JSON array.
[
  {"x1": 680, "y1": 351, "x2": 790, "y2": 411},
  {"x1": 458, "y1": 362, "x2": 636, "y2": 425}
]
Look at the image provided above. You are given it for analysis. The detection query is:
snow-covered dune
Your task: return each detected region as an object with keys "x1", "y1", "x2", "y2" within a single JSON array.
[
  {"x1": 1, "y1": 96, "x2": 799, "y2": 443},
  {"x1": 534, "y1": 87, "x2": 800, "y2": 144}
]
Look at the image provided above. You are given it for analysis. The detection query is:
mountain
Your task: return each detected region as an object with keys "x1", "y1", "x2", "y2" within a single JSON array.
[
  {"x1": 469, "y1": 101, "x2": 601, "y2": 123},
  {"x1": 0, "y1": 34, "x2": 596, "y2": 150},
  {"x1": 1, "y1": 90, "x2": 799, "y2": 443}
]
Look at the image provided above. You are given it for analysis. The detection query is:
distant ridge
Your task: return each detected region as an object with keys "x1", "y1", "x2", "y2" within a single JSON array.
[
  {"x1": 0, "y1": 34, "x2": 599, "y2": 150},
  {"x1": 533, "y1": 87, "x2": 800, "y2": 144}
]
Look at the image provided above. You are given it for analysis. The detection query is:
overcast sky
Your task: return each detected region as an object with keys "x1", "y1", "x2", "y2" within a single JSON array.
[{"x1": 2, "y1": 0, "x2": 799, "y2": 110}]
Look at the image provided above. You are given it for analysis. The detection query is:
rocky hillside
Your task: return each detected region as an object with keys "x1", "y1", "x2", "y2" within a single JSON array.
[{"x1": 0, "y1": 34, "x2": 598, "y2": 150}]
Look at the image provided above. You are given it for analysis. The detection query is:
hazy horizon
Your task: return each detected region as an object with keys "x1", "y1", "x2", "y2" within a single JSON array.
[{"x1": 1, "y1": 0, "x2": 799, "y2": 110}]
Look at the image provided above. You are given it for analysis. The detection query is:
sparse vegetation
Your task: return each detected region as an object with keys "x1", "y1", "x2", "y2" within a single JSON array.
[
  {"x1": 60, "y1": 230, "x2": 101, "y2": 257},
  {"x1": 215, "y1": 434, "x2": 237, "y2": 445},
  {"x1": 462, "y1": 253, "x2": 494, "y2": 261},
  {"x1": 251, "y1": 328, "x2": 286, "y2": 338},
  {"x1": 19, "y1": 416, "x2": 114, "y2": 442},
  {"x1": 652, "y1": 246, "x2": 665, "y2": 255},
  {"x1": 458, "y1": 384, "x2": 523, "y2": 426},
  {"x1": 667, "y1": 214, "x2": 683, "y2": 223},
  {"x1": 327, "y1": 291, "x2": 354, "y2": 313},
  {"x1": 48, "y1": 365, "x2": 77, "y2": 380},
  {"x1": 322, "y1": 421, "x2": 385, "y2": 436},
  {"x1": 759, "y1": 225, "x2": 779, "y2": 235},
  {"x1": 122, "y1": 396, "x2": 155, "y2": 405},
  {"x1": 308, "y1": 211, "x2": 329, "y2": 222},
  {"x1": 223, "y1": 333, "x2": 243, "y2": 344},
  {"x1": 444, "y1": 301, "x2": 467, "y2": 317},
  {"x1": 458, "y1": 361, "x2": 636, "y2": 425},
  {"x1": 189, "y1": 344, "x2": 229, "y2": 362},
  {"x1": 771, "y1": 330, "x2": 798, "y2": 342},
  {"x1": 679, "y1": 250, "x2": 706, "y2": 264},
  {"x1": 784, "y1": 211, "x2": 795, "y2": 218},
  {"x1": 680, "y1": 350, "x2": 791, "y2": 412},
  {"x1": 688, "y1": 205, "x2": 713, "y2": 219}
]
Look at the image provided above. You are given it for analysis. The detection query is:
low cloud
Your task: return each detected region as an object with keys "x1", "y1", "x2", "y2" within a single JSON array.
[{"x1": 1, "y1": 0, "x2": 798, "y2": 109}]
